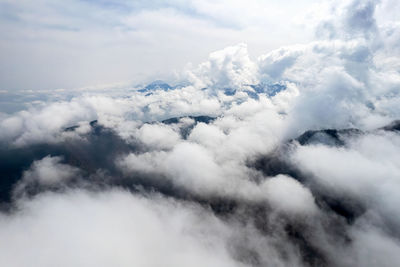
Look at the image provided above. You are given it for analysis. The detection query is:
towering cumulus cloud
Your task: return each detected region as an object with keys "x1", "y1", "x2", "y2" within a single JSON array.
[{"x1": 0, "y1": 0, "x2": 400, "y2": 266}]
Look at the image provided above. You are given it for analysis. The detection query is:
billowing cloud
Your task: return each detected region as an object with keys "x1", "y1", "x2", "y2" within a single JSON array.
[
  {"x1": 187, "y1": 43, "x2": 259, "y2": 89},
  {"x1": 14, "y1": 156, "x2": 81, "y2": 196},
  {"x1": 0, "y1": 0, "x2": 400, "y2": 266},
  {"x1": 0, "y1": 190, "x2": 245, "y2": 267}
]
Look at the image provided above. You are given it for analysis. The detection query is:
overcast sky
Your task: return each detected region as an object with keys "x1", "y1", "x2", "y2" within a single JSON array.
[{"x1": 0, "y1": 0, "x2": 321, "y2": 91}]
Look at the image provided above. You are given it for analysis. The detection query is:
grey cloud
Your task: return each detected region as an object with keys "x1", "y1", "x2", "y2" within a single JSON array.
[{"x1": 344, "y1": 0, "x2": 378, "y2": 37}]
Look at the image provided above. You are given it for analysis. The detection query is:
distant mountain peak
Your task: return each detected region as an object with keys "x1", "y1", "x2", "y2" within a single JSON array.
[{"x1": 139, "y1": 80, "x2": 172, "y2": 93}]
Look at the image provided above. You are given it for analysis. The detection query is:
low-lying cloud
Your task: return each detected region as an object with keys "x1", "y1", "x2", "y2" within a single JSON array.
[{"x1": 0, "y1": 0, "x2": 400, "y2": 266}]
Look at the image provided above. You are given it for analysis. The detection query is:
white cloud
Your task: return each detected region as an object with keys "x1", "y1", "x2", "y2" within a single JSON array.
[
  {"x1": 187, "y1": 43, "x2": 259, "y2": 89},
  {"x1": 0, "y1": 0, "x2": 315, "y2": 91},
  {"x1": 1, "y1": 0, "x2": 400, "y2": 265},
  {"x1": 136, "y1": 123, "x2": 181, "y2": 150},
  {"x1": 292, "y1": 131, "x2": 400, "y2": 228},
  {"x1": 260, "y1": 175, "x2": 317, "y2": 215},
  {"x1": 22, "y1": 156, "x2": 79, "y2": 186},
  {"x1": 0, "y1": 189, "x2": 246, "y2": 267},
  {"x1": 13, "y1": 156, "x2": 81, "y2": 198}
]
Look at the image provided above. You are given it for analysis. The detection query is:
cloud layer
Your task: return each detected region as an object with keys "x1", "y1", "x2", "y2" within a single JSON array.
[{"x1": 1, "y1": 0, "x2": 400, "y2": 266}]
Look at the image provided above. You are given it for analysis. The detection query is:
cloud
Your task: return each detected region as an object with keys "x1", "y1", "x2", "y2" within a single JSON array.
[
  {"x1": 136, "y1": 123, "x2": 181, "y2": 150},
  {"x1": 187, "y1": 43, "x2": 258, "y2": 89},
  {"x1": 0, "y1": 0, "x2": 315, "y2": 91},
  {"x1": 12, "y1": 156, "x2": 81, "y2": 198},
  {"x1": 0, "y1": 0, "x2": 400, "y2": 266},
  {"x1": 0, "y1": 190, "x2": 245, "y2": 267},
  {"x1": 260, "y1": 174, "x2": 317, "y2": 215},
  {"x1": 20, "y1": 156, "x2": 79, "y2": 186},
  {"x1": 291, "y1": 130, "x2": 400, "y2": 230}
]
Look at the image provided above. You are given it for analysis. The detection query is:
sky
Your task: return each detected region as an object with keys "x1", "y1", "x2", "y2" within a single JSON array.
[{"x1": 0, "y1": 0, "x2": 318, "y2": 91}]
